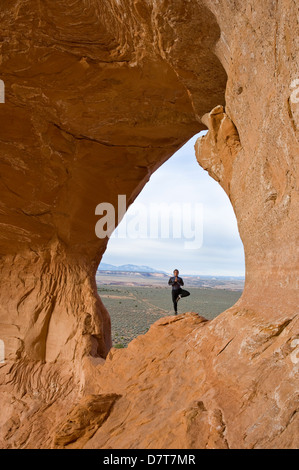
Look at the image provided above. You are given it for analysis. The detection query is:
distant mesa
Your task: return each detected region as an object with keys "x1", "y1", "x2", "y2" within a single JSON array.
[
  {"x1": 98, "y1": 263, "x2": 167, "y2": 274},
  {"x1": 97, "y1": 263, "x2": 244, "y2": 280}
]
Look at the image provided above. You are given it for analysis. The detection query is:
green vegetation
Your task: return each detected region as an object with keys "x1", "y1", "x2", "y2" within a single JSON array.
[{"x1": 114, "y1": 343, "x2": 125, "y2": 349}]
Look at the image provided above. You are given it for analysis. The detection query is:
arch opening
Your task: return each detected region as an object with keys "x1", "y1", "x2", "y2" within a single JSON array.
[
  {"x1": 96, "y1": 132, "x2": 245, "y2": 347},
  {"x1": 0, "y1": 0, "x2": 229, "y2": 365}
]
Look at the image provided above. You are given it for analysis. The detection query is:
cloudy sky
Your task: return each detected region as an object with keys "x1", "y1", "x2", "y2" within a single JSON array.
[{"x1": 101, "y1": 132, "x2": 245, "y2": 277}]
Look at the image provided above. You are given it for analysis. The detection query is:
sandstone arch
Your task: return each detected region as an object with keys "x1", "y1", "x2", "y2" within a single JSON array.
[{"x1": 0, "y1": 0, "x2": 298, "y2": 448}]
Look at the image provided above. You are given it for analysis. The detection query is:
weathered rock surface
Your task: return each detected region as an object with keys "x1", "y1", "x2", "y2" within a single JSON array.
[
  {"x1": 82, "y1": 312, "x2": 299, "y2": 449},
  {"x1": 0, "y1": 0, "x2": 298, "y2": 449},
  {"x1": 53, "y1": 393, "x2": 121, "y2": 449}
]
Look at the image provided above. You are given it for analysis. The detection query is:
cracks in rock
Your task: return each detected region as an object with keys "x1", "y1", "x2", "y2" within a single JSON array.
[
  {"x1": 267, "y1": 318, "x2": 294, "y2": 339},
  {"x1": 284, "y1": 409, "x2": 298, "y2": 431},
  {"x1": 51, "y1": 122, "x2": 178, "y2": 150},
  {"x1": 216, "y1": 337, "x2": 234, "y2": 356}
]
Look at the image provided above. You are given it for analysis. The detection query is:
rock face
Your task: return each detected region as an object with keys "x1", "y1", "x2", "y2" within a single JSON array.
[
  {"x1": 53, "y1": 393, "x2": 121, "y2": 449},
  {"x1": 0, "y1": 0, "x2": 298, "y2": 449}
]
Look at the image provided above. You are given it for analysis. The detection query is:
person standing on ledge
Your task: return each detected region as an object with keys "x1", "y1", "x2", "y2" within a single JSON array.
[{"x1": 168, "y1": 269, "x2": 190, "y2": 315}]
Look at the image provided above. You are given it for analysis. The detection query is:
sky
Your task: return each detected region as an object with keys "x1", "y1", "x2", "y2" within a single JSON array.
[{"x1": 100, "y1": 132, "x2": 245, "y2": 277}]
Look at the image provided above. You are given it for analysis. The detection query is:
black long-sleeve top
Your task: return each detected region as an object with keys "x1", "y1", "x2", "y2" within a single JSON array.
[{"x1": 168, "y1": 276, "x2": 184, "y2": 290}]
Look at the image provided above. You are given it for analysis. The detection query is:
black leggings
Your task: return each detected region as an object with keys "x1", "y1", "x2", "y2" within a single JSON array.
[{"x1": 172, "y1": 288, "x2": 190, "y2": 312}]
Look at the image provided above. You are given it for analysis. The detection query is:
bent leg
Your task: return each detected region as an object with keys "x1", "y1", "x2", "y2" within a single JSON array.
[{"x1": 180, "y1": 289, "x2": 190, "y2": 298}]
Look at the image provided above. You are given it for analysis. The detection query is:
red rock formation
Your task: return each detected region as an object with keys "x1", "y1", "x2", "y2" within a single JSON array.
[
  {"x1": 0, "y1": 0, "x2": 298, "y2": 448},
  {"x1": 82, "y1": 313, "x2": 299, "y2": 449}
]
